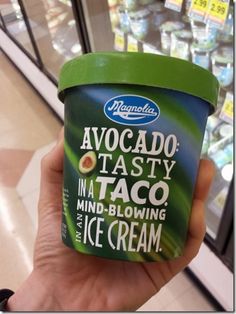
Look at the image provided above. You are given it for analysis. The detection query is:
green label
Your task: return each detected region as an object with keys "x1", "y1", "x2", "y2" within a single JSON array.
[{"x1": 62, "y1": 84, "x2": 209, "y2": 262}]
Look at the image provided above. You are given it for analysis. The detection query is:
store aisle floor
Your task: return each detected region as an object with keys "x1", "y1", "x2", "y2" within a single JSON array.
[
  {"x1": 0, "y1": 51, "x2": 216, "y2": 311},
  {"x1": 0, "y1": 51, "x2": 62, "y2": 291}
]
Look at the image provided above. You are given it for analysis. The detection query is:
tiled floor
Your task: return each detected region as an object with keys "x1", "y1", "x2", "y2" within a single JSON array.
[
  {"x1": 0, "y1": 51, "x2": 217, "y2": 311},
  {"x1": 0, "y1": 51, "x2": 62, "y2": 291}
]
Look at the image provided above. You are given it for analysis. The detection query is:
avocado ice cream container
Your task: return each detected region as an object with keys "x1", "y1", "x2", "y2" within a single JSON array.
[{"x1": 58, "y1": 52, "x2": 219, "y2": 262}]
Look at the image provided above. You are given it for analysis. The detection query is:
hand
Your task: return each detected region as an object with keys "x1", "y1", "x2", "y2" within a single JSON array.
[{"x1": 8, "y1": 128, "x2": 215, "y2": 311}]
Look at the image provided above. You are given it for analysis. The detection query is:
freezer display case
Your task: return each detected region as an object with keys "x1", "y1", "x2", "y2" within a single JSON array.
[{"x1": 81, "y1": 0, "x2": 234, "y2": 261}]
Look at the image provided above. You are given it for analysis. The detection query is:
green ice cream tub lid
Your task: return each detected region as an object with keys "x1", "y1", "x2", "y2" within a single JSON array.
[{"x1": 58, "y1": 52, "x2": 219, "y2": 112}]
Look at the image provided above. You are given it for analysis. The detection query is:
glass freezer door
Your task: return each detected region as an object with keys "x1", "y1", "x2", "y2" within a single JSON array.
[
  {"x1": 22, "y1": 0, "x2": 83, "y2": 79},
  {"x1": 0, "y1": 0, "x2": 37, "y2": 59},
  {"x1": 81, "y1": 0, "x2": 234, "y2": 243}
]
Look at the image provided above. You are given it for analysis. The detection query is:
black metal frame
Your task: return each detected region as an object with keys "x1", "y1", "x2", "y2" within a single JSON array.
[
  {"x1": 18, "y1": 0, "x2": 43, "y2": 68},
  {"x1": 71, "y1": 0, "x2": 91, "y2": 53}
]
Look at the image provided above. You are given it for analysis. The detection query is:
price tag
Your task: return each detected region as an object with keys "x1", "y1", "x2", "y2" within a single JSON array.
[
  {"x1": 219, "y1": 92, "x2": 233, "y2": 124},
  {"x1": 127, "y1": 35, "x2": 139, "y2": 52},
  {"x1": 188, "y1": 0, "x2": 210, "y2": 21},
  {"x1": 165, "y1": 0, "x2": 184, "y2": 12},
  {"x1": 205, "y1": 0, "x2": 230, "y2": 28},
  {"x1": 114, "y1": 29, "x2": 125, "y2": 51}
]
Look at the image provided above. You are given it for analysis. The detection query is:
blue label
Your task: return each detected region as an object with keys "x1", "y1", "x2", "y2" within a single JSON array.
[{"x1": 104, "y1": 94, "x2": 160, "y2": 125}]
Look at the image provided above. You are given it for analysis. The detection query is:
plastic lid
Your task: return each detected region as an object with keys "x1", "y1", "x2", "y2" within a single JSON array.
[
  {"x1": 173, "y1": 29, "x2": 193, "y2": 39},
  {"x1": 129, "y1": 9, "x2": 150, "y2": 19},
  {"x1": 191, "y1": 41, "x2": 218, "y2": 52},
  {"x1": 58, "y1": 52, "x2": 219, "y2": 111},
  {"x1": 160, "y1": 21, "x2": 185, "y2": 32}
]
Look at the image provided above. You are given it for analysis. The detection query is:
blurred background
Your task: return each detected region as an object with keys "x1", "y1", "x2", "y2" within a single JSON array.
[{"x1": 0, "y1": 0, "x2": 234, "y2": 311}]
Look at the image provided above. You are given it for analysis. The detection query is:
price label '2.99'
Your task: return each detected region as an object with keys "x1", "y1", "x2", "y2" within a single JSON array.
[
  {"x1": 205, "y1": 0, "x2": 230, "y2": 28},
  {"x1": 188, "y1": 0, "x2": 210, "y2": 21}
]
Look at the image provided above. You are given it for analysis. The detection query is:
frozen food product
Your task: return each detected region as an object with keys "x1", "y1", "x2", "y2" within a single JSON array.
[{"x1": 58, "y1": 52, "x2": 219, "y2": 262}]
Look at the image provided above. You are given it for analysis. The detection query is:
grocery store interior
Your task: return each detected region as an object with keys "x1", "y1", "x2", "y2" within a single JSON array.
[{"x1": 0, "y1": 0, "x2": 234, "y2": 311}]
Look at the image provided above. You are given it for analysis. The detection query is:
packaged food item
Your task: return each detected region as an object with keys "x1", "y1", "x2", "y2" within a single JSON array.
[
  {"x1": 118, "y1": 5, "x2": 131, "y2": 33},
  {"x1": 124, "y1": 0, "x2": 138, "y2": 11},
  {"x1": 212, "y1": 46, "x2": 233, "y2": 88},
  {"x1": 170, "y1": 29, "x2": 193, "y2": 60},
  {"x1": 191, "y1": 42, "x2": 217, "y2": 70},
  {"x1": 58, "y1": 52, "x2": 219, "y2": 262},
  {"x1": 160, "y1": 21, "x2": 185, "y2": 54},
  {"x1": 129, "y1": 9, "x2": 151, "y2": 40},
  {"x1": 148, "y1": 2, "x2": 168, "y2": 31},
  {"x1": 191, "y1": 20, "x2": 218, "y2": 47}
]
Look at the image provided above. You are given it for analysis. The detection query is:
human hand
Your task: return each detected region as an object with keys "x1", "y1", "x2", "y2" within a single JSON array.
[{"x1": 7, "y1": 128, "x2": 215, "y2": 311}]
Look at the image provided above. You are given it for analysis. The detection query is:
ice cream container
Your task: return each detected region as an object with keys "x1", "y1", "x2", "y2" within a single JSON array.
[
  {"x1": 58, "y1": 52, "x2": 219, "y2": 262},
  {"x1": 191, "y1": 20, "x2": 218, "y2": 47},
  {"x1": 211, "y1": 46, "x2": 233, "y2": 88},
  {"x1": 170, "y1": 29, "x2": 193, "y2": 61},
  {"x1": 191, "y1": 42, "x2": 218, "y2": 70},
  {"x1": 128, "y1": 9, "x2": 151, "y2": 40},
  {"x1": 160, "y1": 21, "x2": 185, "y2": 54}
]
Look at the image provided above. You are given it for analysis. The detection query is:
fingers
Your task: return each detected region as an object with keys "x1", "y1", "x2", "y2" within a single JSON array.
[
  {"x1": 183, "y1": 199, "x2": 206, "y2": 261},
  {"x1": 194, "y1": 159, "x2": 215, "y2": 202},
  {"x1": 162, "y1": 198, "x2": 206, "y2": 279},
  {"x1": 148, "y1": 159, "x2": 215, "y2": 280},
  {"x1": 181, "y1": 159, "x2": 215, "y2": 262}
]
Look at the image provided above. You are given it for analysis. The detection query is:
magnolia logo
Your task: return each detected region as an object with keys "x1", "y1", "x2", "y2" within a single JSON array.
[{"x1": 104, "y1": 95, "x2": 160, "y2": 125}]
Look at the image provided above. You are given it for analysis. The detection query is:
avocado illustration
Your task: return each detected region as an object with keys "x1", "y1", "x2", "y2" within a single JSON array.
[{"x1": 78, "y1": 151, "x2": 97, "y2": 175}]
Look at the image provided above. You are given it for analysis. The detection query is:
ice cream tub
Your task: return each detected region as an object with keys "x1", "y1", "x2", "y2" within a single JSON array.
[{"x1": 58, "y1": 52, "x2": 219, "y2": 262}]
